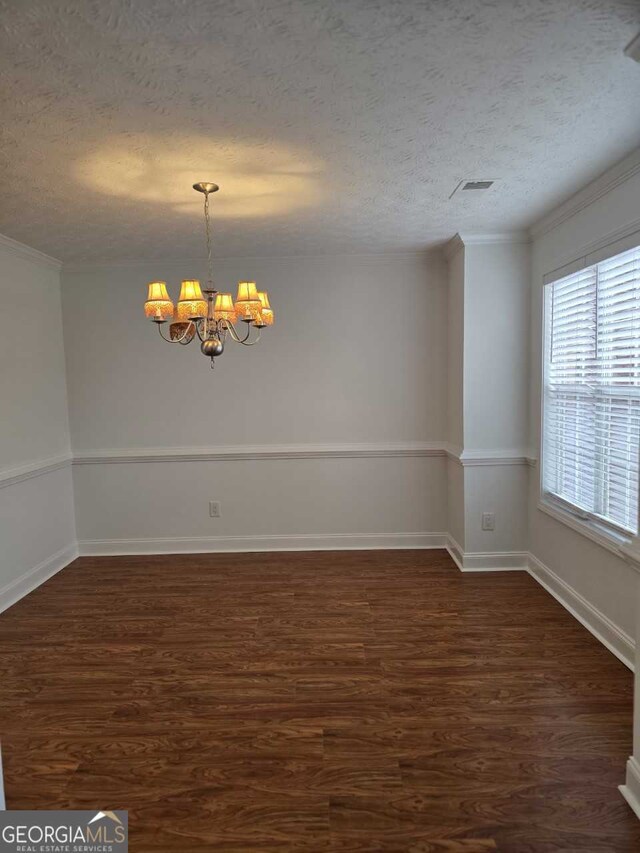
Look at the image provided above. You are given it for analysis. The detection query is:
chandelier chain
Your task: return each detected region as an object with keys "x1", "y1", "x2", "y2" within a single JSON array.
[{"x1": 204, "y1": 191, "x2": 214, "y2": 290}]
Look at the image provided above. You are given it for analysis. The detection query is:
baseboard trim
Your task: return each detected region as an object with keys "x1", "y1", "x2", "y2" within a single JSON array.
[
  {"x1": 620, "y1": 757, "x2": 640, "y2": 820},
  {"x1": 78, "y1": 532, "x2": 449, "y2": 556},
  {"x1": 528, "y1": 552, "x2": 634, "y2": 670},
  {"x1": 2, "y1": 538, "x2": 634, "y2": 677},
  {"x1": 445, "y1": 536, "x2": 465, "y2": 571},
  {"x1": 445, "y1": 536, "x2": 528, "y2": 572},
  {"x1": 459, "y1": 551, "x2": 529, "y2": 572},
  {"x1": 0, "y1": 543, "x2": 78, "y2": 614}
]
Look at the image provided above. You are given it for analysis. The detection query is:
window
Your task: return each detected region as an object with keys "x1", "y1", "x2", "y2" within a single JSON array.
[{"x1": 543, "y1": 245, "x2": 640, "y2": 536}]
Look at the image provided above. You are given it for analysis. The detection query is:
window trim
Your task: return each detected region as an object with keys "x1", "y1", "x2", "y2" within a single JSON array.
[
  {"x1": 539, "y1": 244, "x2": 640, "y2": 548},
  {"x1": 537, "y1": 494, "x2": 631, "y2": 556}
]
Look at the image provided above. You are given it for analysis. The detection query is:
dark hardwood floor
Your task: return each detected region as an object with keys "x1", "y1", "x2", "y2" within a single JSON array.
[{"x1": 1, "y1": 549, "x2": 638, "y2": 851}]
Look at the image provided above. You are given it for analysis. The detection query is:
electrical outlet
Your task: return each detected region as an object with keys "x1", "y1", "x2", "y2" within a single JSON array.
[
  {"x1": 209, "y1": 501, "x2": 221, "y2": 518},
  {"x1": 481, "y1": 512, "x2": 495, "y2": 531}
]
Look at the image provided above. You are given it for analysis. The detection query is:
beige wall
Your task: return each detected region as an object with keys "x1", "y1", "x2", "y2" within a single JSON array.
[
  {"x1": 62, "y1": 252, "x2": 449, "y2": 548},
  {"x1": 0, "y1": 238, "x2": 76, "y2": 599},
  {"x1": 445, "y1": 238, "x2": 531, "y2": 558},
  {"x1": 528, "y1": 148, "x2": 640, "y2": 639}
]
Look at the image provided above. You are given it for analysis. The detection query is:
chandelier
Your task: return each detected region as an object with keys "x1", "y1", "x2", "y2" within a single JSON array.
[{"x1": 143, "y1": 182, "x2": 274, "y2": 368}]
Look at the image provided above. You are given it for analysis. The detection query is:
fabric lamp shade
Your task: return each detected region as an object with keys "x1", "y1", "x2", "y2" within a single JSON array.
[
  {"x1": 236, "y1": 281, "x2": 259, "y2": 302},
  {"x1": 144, "y1": 281, "x2": 174, "y2": 321},
  {"x1": 235, "y1": 281, "x2": 262, "y2": 322},
  {"x1": 214, "y1": 293, "x2": 237, "y2": 322},
  {"x1": 176, "y1": 279, "x2": 207, "y2": 320},
  {"x1": 258, "y1": 291, "x2": 274, "y2": 326}
]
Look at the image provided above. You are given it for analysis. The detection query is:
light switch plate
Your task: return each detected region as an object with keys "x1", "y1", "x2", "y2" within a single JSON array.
[{"x1": 481, "y1": 512, "x2": 495, "y2": 531}]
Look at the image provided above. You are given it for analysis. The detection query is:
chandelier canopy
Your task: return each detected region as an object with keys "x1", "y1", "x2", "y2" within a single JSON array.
[{"x1": 144, "y1": 182, "x2": 274, "y2": 368}]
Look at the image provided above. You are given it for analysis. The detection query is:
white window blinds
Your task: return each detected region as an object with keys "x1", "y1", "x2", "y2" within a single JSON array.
[{"x1": 543, "y1": 245, "x2": 640, "y2": 534}]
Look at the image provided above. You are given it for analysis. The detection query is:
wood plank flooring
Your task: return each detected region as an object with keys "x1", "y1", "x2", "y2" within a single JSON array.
[{"x1": 1, "y1": 549, "x2": 639, "y2": 851}]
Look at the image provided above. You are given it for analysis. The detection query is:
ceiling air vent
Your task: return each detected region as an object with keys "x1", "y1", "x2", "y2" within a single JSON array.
[
  {"x1": 462, "y1": 180, "x2": 494, "y2": 190},
  {"x1": 449, "y1": 180, "x2": 495, "y2": 199}
]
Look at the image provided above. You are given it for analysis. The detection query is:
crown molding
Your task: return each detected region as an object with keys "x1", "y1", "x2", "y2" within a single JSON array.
[
  {"x1": 442, "y1": 232, "x2": 530, "y2": 260},
  {"x1": 575, "y1": 217, "x2": 640, "y2": 264},
  {"x1": 62, "y1": 249, "x2": 444, "y2": 274},
  {"x1": 458, "y1": 232, "x2": 530, "y2": 246},
  {"x1": 442, "y1": 234, "x2": 465, "y2": 260},
  {"x1": 624, "y1": 31, "x2": 640, "y2": 63},
  {"x1": 0, "y1": 233, "x2": 62, "y2": 271},
  {"x1": 530, "y1": 147, "x2": 640, "y2": 239}
]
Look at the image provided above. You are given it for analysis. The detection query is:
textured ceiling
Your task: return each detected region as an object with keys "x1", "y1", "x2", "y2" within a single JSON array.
[{"x1": 1, "y1": 0, "x2": 639, "y2": 262}]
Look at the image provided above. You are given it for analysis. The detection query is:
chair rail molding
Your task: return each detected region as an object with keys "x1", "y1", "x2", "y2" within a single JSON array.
[
  {"x1": 444, "y1": 445, "x2": 535, "y2": 467},
  {"x1": 0, "y1": 453, "x2": 73, "y2": 489},
  {"x1": 72, "y1": 442, "x2": 446, "y2": 465},
  {"x1": 71, "y1": 443, "x2": 539, "y2": 466}
]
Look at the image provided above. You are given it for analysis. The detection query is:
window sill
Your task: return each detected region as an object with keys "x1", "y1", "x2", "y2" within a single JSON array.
[{"x1": 537, "y1": 497, "x2": 631, "y2": 558}]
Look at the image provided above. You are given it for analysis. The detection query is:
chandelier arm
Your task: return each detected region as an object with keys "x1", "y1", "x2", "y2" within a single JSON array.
[
  {"x1": 157, "y1": 323, "x2": 194, "y2": 344},
  {"x1": 224, "y1": 320, "x2": 250, "y2": 343},
  {"x1": 237, "y1": 327, "x2": 262, "y2": 347}
]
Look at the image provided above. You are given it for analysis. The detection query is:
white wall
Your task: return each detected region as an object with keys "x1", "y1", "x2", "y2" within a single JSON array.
[
  {"x1": 462, "y1": 241, "x2": 530, "y2": 558},
  {"x1": 444, "y1": 238, "x2": 530, "y2": 560},
  {"x1": 446, "y1": 246, "x2": 466, "y2": 552},
  {"x1": 62, "y1": 253, "x2": 449, "y2": 550},
  {"x1": 463, "y1": 243, "x2": 530, "y2": 452},
  {"x1": 528, "y1": 148, "x2": 640, "y2": 640},
  {"x1": 0, "y1": 237, "x2": 76, "y2": 608},
  {"x1": 447, "y1": 247, "x2": 464, "y2": 452},
  {"x1": 445, "y1": 456, "x2": 464, "y2": 554},
  {"x1": 463, "y1": 465, "x2": 529, "y2": 555}
]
